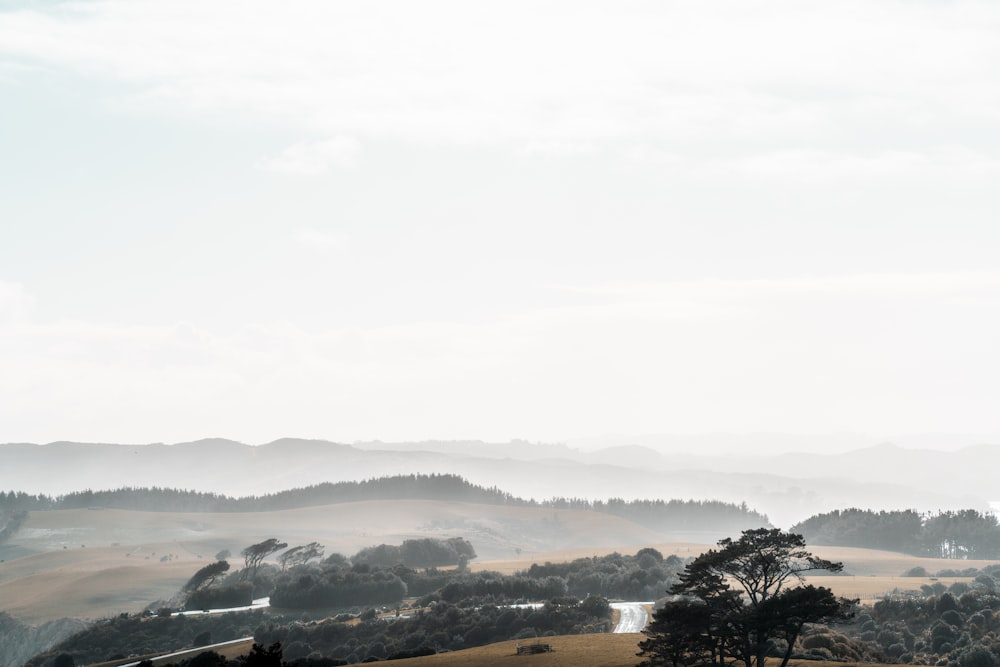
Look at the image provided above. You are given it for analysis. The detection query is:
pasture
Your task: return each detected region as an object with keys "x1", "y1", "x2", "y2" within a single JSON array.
[
  {"x1": 0, "y1": 504, "x2": 989, "y2": 624},
  {"x1": 0, "y1": 500, "x2": 664, "y2": 622}
]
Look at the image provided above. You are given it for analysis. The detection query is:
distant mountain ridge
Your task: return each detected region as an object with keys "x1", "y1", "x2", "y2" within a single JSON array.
[{"x1": 0, "y1": 438, "x2": 994, "y2": 527}]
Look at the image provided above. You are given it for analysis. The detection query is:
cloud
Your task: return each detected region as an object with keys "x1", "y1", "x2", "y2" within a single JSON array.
[
  {"x1": 0, "y1": 59, "x2": 43, "y2": 82},
  {"x1": 3, "y1": 271, "x2": 1000, "y2": 444},
  {"x1": 570, "y1": 271, "x2": 1000, "y2": 302},
  {"x1": 293, "y1": 228, "x2": 347, "y2": 253},
  {"x1": 0, "y1": 281, "x2": 34, "y2": 322},
  {"x1": 256, "y1": 136, "x2": 360, "y2": 174},
  {"x1": 1, "y1": 0, "x2": 997, "y2": 162}
]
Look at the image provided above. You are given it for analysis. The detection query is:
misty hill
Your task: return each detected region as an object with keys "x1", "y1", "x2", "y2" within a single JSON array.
[
  {"x1": 0, "y1": 498, "x2": 700, "y2": 624},
  {"x1": 0, "y1": 438, "x2": 993, "y2": 526},
  {"x1": 0, "y1": 474, "x2": 770, "y2": 537},
  {"x1": 791, "y1": 507, "x2": 1000, "y2": 559}
]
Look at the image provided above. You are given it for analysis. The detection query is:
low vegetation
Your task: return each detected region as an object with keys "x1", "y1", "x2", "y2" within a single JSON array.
[
  {"x1": 258, "y1": 596, "x2": 612, "y2": 663},
  {"x1": 25, "y1": 536, "x2": 678, "y2": 665},
  {"x1": 23, "y1": 610, "x2": 267, "y2": 667},
  {"x1": 11, "y1": 476, "x2": 1000, "y2": 667},
  {"x1": 353, "y1": 538, "x2": 476, "y2": 569}
]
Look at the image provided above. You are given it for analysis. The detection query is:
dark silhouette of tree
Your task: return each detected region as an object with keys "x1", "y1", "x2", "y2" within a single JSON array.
[
  {"x1": 758, "y1": 585, "x2": 853, "y2": 667},
  {"x1": 637, "y1": 598, "x2": 715, "y2": 667},
  {"x1": 241, "y1": 539, "x2": 287, "y2": 582},
  {"x1": 240, "y1": 642, "x2": 283, "y2": 667},
  {"x1": 278, "y1": 542, "x2": 324, "y2": 570},
  {"x1": 185, "y1": 581, "x2": 254, "y2": 610},
  {"x1": 183, "y1": 560, "x2": 230, "y2": 592},
  {"x1": 640, "y1": 529, "x2": 852, "y2": 667},
  {"x1": 353, "y1": 537, "x2": 476, "y2": 568},
  {"x1": 683, "y1": 529, "x2": 843, "y2": 607},
  {"x1": 186, "y1": 650, "x2": 226, "y2": 667}
]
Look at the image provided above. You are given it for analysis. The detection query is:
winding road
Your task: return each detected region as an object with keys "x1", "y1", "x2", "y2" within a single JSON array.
[
  {"x1": 611, "y1": 601, "x2": 651, "y2": 633},
  {"x1": 172, "y1": 596, "x2": 270, "y2": 616},
  {"x1": 118, "y1": 598, "x2": 647, "y2": 666},
  {"x1": 118, "y1": 637, "x2": 254, "y2": 667}
]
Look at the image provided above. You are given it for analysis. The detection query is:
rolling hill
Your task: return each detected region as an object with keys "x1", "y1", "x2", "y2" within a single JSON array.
[{"x1": 1, "y1": 438, "x2": 995, "y2": 527}]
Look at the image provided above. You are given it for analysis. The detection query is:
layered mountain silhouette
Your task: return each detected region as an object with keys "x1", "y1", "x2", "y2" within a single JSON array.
[{"x1": 0, "y1": 438, "x2": 992, "y2": 527}]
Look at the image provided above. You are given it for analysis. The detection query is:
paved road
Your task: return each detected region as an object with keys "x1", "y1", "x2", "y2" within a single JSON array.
[
  {"x1": 173, "y1": 596, "x2": 270, "y2": 616},
  {"x1": 610, "y1": 601, "x2": 651, "y2": 633},
  {"x1": 118, "y1": 637, "x2": 254, "y2": 667}
]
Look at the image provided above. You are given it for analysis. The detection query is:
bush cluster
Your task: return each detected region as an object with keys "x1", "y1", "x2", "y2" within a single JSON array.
[{"x1": 833, "y1": 589, "x2": 1000, "y2": 666}]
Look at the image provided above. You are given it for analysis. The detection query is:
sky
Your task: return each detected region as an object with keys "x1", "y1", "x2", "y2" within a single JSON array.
[{"x1": 1, "y1": 0, "x2": 999, "y2": 448}]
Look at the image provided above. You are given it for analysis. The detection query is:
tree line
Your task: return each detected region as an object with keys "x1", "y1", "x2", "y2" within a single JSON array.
[
  {"x1": 186, "y1": 539, "x2": 682, "y2": 612},
  {"x1": 353, "y1": 537, "x2": 476, "y2": 569},
  {"x1": 791, "y1": 508, "x2": 1000, "y2": 559},
  {"x1": 0, "y1": 475, "x2": 522, "y2": 513},
  {"x1": 0, "y1": 474, "x2": 771, "y2": 534},
  {"x1": 27, "y1": 592, "x2": 613, "y2": 665}
]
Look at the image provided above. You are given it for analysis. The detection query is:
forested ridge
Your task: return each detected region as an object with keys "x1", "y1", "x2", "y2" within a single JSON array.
[
  {"x1": 0, "y1": 474, "x2": 770, "y2": 533},
  {"x1": 0, "y1": 475, "x2": 521, "y2": 512},
  {"x1": 791, "y1": 508, "x2": 1000, "y2": 559}
]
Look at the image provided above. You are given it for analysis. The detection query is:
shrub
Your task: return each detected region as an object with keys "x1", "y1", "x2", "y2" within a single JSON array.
[
  {"x1": 803, "y1": 633, "x2": 836, "y2": 650},
  {"x1": 958, "y1": 646, "x2": 998, "y2": 667},
  {"x1": 931, "y1": 622, "x2": 960, "y2": 652},
  {"x1": 185, "y1": 651, "x2": 225, "y2": 667},
  {"x1": 974, "y1": 575, "x2": 996, "y2": 592},
  {"x1": 879, "y1": 629, "x2": 901, "y2": 647},
  {"x1": 942, "y1": 609, "x2": 965, "y2": 627},
  {"x1": 185, "y1": 582, "x2": 253, "y2": 611},
  {"x1": 888, "y1": 643, "x2": 907, "y2": 659},
  {"x1": 938, "y1": 594, "x2": 961, "y2": 614}
]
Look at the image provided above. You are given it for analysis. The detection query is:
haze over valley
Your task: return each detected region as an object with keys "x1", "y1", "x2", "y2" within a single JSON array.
[
  {"x1": 3, "y1": 0, "x2": 1000, "y2": 664},
  {"x1": 2, "y1": 436, "x2": 995, "y2": 528}
]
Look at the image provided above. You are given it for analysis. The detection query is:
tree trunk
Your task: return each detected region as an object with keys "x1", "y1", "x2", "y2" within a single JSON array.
[{"x1": 779, "y1": 628, "x2": 801, "y2": 667}]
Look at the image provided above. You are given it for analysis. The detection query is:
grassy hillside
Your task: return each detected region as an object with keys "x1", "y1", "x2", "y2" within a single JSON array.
[
  {"x1": 331, "y1": 633, "x2": 643, "y2": 667},
  {"x1": 365, "y1": 633, "x2": 899, "y2": 667},
  {"x1": 2, "y1": 501, "x2": 987, "y2": 625},
  {"x1": 0, "y1": 500, "x2": 667, "y2": 623},
  {"x1": 475, "y1": 543, "x2": 991, "y2": 602},
  {"x1": 85, "y1": 633, "x2": 908, "y2": 667}
]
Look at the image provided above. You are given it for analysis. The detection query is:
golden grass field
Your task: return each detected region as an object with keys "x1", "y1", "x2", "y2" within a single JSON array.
[
  {"x1": 1, "y1": 503, "x2": 990, "y2": 640},
  {"x1": 383, "y1": 633, "x2": 645, "y2": 667},
  {"x1": 85, "y1": 639, "x2": 257, "y2": 667},
  {"x1": 2, "y1": 502, "x2": 989, "y2": 667},
  {"x1": 475, "y1": 542, "x2": 991, "y2": 602},
  {"x1": 0, "y1": 501, "x2": 667, "y2": 623},
  {"x1": 368, "y1": 633, "x2": 901, "y2": 667},
  {"x1": 82, "y1": 631, "x2": 917, "y2": 667}
]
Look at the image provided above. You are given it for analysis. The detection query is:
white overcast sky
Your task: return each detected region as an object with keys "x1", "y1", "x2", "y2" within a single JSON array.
[{"x1": 2, "y1": 0, "x2": 999, "y2": 448}]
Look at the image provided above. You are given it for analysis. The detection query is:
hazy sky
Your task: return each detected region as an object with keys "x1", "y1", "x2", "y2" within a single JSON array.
[{"x1": 2, "y1": 0, "x2": 999, "y2": 446}]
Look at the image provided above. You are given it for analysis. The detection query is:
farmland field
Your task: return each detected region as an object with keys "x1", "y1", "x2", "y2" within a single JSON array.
[{"x1": 1, "y1": 503, "x2": 987, "y2": 624}]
